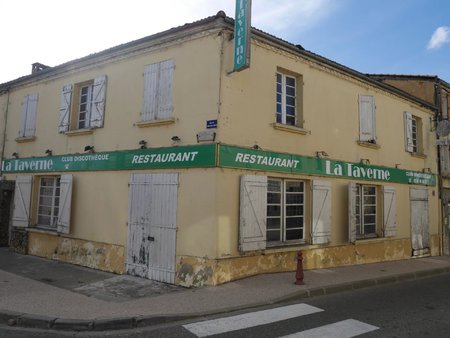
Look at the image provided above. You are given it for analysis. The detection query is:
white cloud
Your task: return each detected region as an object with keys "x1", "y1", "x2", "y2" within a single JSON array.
[{"x1": 427, "y1": 26, "x2": 450, "y2": 49}]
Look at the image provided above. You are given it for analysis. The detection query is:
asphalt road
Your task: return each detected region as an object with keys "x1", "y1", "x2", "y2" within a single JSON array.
[{"x1": 2, "y1": 272, "x2": 450, "y2": 337}]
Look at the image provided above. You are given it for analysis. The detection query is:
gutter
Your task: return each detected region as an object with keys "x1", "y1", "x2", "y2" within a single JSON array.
[{"x1": 0, "y1": 88, "x2": 10, "y2": 177}]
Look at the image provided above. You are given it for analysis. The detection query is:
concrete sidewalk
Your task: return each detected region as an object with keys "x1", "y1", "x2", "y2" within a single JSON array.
[{"x1": 1, "y1": 248, "x2": 450, "y2": 332}]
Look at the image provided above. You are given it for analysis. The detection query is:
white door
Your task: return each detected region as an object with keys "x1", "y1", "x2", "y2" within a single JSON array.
[
  {"x1": 410, "y1": 188, "x2": 430, "y2": 256},
  {"x1": 126, "y1": 173, "x2": 178, "y2": 283}
]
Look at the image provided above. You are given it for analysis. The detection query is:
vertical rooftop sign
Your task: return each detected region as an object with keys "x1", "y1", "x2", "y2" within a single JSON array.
[{"x1": 234, "y1": 0, "x2": 252, "y2": 71}]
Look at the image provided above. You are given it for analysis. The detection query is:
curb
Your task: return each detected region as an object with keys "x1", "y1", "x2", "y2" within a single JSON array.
[{"x1": 1, "y1": 267, "x2": 450, "y2": 332}]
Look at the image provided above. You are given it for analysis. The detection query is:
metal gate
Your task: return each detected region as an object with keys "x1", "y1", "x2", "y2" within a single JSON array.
[{"x1": 126, "y1": 173, "x2": 178, "y2": 284}]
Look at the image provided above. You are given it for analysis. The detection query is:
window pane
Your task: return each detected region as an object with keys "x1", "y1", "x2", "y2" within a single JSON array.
[
  {"x1": 268, "y1": 180, "x2": 281, "y2": 192},
  {"x1": 286, "y1": 216, "x2": 303, "y2": 229},
  {"x1": 286, "y1": 105, "x2": 295, "y2": 115},
  {"x1": 286, "y1": 116, "x2": 296, "y2": 125},
  {"x1": 286, "y1": 181, "x2": 303, "y2": 192},
  {"x1": 267, "y1": 192, "x2": 281, "y2": 204},
  {"x1": 286, "y1": 193, "x2": 303, "y2": 204},
  {"x1": 364, "y1": 206, "x2": 376, "y2": 214},
  {"x1": 286, "y1": 76, "x2": 295, "y2": 87},
  {"x1": 286, "y1": 229, "x2": 302, "y2": 240},
  {"x1": 364, "y1": 224, "x2": 376, "y2": 234},
  {"x1": 286, "y1": 96, "x2": 295, "y2": 106},
  {"x1": 267, "y1": 217, "x2": 281, "y2": 230},
  {"x1": 286, "y1": 205, "x2": 303, "y2": 216},
  {"x1": 276, "y1": 83, "x2": 282, "y2": 93},
  {"x1": 276, "y1": 103, "x2": 282, "y2": 113},
  {"x1": 267, "y1": 205, "x2": 281, "y2": 216},
  {"x1": 267, "y1": 230, "x2": 280, "y2": 242},
  {"x1": 364, "y1": 215, "x2": 376, "y2": 224},
  {"x1": 286, "y1": 86, "x2": 295, "y2": 96},
  {"x1": 276, "y1": 93, "x2": 282, "y2": 103},
  {"x1": 276, "y1": 73, "x2": 282, "y2": 83},
  {"x1": 276, "y1": 113, "x2": 282, "y2": 123}
]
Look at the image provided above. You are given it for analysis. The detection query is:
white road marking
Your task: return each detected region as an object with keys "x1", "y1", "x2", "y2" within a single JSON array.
[
  {"x1": 183, "y1": 303, "x2": 324, "y2": 337},
  {"x1": 279, "y1": 319, "x2": 379, "y2": 338}
]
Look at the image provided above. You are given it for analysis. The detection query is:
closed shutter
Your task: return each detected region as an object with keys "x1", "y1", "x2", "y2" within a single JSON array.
[
  {"x1": 157, "y1": 59, "x2": 174, "y2": 119},
  {"x1": 441, "y1": 90, "x2": 448, "y2": 119},
  {"x1": 348, "y1": 182, "x2": 358, "y2": 243},
  {"x1": 142, "y1": 60, "x2": 174, "y2": 121},
  {"x1": 311, "y1": 180, "x2": 332, "y2": 244},
  {"x1": 57, "y1": 174, "x2": 73, "y2": 234},
  {"x1": 440, "y1": 145, "x2": 450, "y2": 177},
  {"x1": 12, "y1": 176, "x2": 32, "y2": 227},
  {"x1": 404, "y1": 112, "x2": 414, "y2": 152},
  {"x1": 410, "y1": 188, "x2": 429, "y2": 253},
  {"x1": 90, "y1": 75, "x2": 107, "y2": 128},
  {"x1": 359, "y1": 95, "x2": 375, "y2": 142},
  {"x1": 58, "y1": 84, "x2": 72, "y2": 133},
  {"x1": 19, "y1": 93, "x2": 38, "y2": 138},
  {"x1": 239, "y1": 175, "x2": 267, "y2": 252},
  {"x1": 383, "y1": 186, "x2": 397, "y2": 237}
]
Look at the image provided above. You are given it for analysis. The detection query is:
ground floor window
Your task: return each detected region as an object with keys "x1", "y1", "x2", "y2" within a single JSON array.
[
  {"x1": 37, "y1": 176, "x2": 61, "y2": 229},
  {"x1": 355, "y1": 184, "x2": 377, "y2": 238},
  {"x1": 267, "y1": 178, "x2": 305, "y2": 244}
]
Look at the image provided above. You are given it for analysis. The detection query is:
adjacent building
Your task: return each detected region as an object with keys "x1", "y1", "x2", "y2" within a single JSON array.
[{"x1": 0, "y1": 12, "x2": 440, "y2": 287}]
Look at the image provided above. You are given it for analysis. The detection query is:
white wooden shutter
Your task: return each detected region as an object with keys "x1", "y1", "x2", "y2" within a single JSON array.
[
  {"x1": 19, "y1": 93, "x2": 38, "y2": 138},
  {"x1": 142, "y1": 59, "x2": 174, "y2": 121},
  {"x1": 440, "y1": 145, "x2": 450, "y2": 177},
  {"x1": 90, "y1": 75, "x2": 107, "y2": 128},
  {"x1": 12, "y1": 176, "x2": 32, "y2": 227},
  {"x1": 441, "y1": 90, "x2": 448, "y2": 119},
  {"x1": 383, "y1": 186, "x2": 397, "y2": 237},
  {"x1": 348, "y1": 182, "x2": 358, "y2": 243},
  {"x1": 58, "y1": 84, "x2": 72, "y2": 133},
  {"x1": 359, "y1": 95, "x2": 375, "y2": 142},
  {"x1": 311, "y1": 180, "x2": 332, "y2": 244},
  {"x1": 410, "y1": 188, "x2": 429, "y2": 252},
  {"x1": 157, "y1": 59, "x2": 174, "y2": 119},
  {"x1": 239, "y1": 175, "x2": 267, "y2": 252},
  {"x1": 57, "y1": 174, "x2": 73, "y2": 234},
  {"x1": 404, "y1": 111, "x2": 414, "y2": 152}
]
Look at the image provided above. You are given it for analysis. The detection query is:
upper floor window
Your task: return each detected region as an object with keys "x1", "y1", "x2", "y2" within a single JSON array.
[
  {"x1": 58, "y1": 75, "x2": 107, "y2": 133},
  {"x1": 17, "y1": 93, "x2": 38, "y2": 140},
  {"x1": 358, "y1": 95, "x2": 376, "y2": 143},
  {"x1": 276, "y1": 73, "x2": 297, "y2": 126},
  {"x1": 141, "y1": 59, "x2": 175, "y2": 122},
  {"x1": 404, "y1": 112, "x2": 423, "y2": 154}
]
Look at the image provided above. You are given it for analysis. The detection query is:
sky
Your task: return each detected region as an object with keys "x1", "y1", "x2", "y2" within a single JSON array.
[{"x1": 1, "y1": 0, "x2": 449, "y2": 84}]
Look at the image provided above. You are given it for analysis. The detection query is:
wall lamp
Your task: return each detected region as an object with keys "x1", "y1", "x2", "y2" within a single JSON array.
[
  {"x1": 171, "y1": 136, "x2": 181, "y2": 144},
  {"x1": 84, "y1": 145, "x2": 95, "y2": 153},
  {"x1": 45, "y1": 149, "x2": 53, "y2": 156},
  {"x1": 395, "y1": 163, "x2": 401, "y2": 168},
  {"x1": 139, "y1": 140, "x2": 147, "y2": 149},
  {"x1": 315, "y1": 151, "x2": 329, "y2": 158},
  {"x1": 253, "y1": 144, "x2": 262, "y2": 150},
  {"x1": 12, "y1": 152, "x2": 19, "y2": 158},
  {"x1": 360, "y1": 158, "x2": 370, "y2": 165},
  {"x1": 422, "y1": 167, "x2": 432, "y2": 174}
]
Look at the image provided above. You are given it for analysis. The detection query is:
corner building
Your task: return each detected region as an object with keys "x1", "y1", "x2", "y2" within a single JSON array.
[{"x1": 0, "y1": 12, "x2": 439, "y2": 287}]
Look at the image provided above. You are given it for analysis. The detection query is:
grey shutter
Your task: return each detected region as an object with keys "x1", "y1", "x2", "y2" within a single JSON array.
[
  {"x1": 440, "y1": 145, "x2": 450, "y2": 177},
  {"x1": 239, "y1": 175, "x2": 267, "y2": 252},
  {"x1": 142, "y1": 60, "x2": 174, "y2": 121},
  {"x1": 348, "y1": 182, "x2": 358, "y2": 243},
  {"x1": 12, "y1": 176, "x2": 32, "y2": 227},
  {"x1": 359, "y1": 95, "x2": 375, "y2": 142},
  {"x1": 58, "y1": 84, "x2": 72, "y2": 133},
  {"x1": 410, "y1": 188, "x2": 429, "y2": 253},
  {"x1": 19, "y1": 93, "x2": 38, "y2": 138},
  {"x1": 383, "y1": 186, "x2": 397, "y2": 237},
  {"x1": 57, "y1": 174, "x2": 73, "y2": 234},
  {"x1": 157, "y1": 59, "x2": 174, "y2": 119},
  {"x1": 90, "y1": 75, "x2": 107, "y2": 128},
  {"x1": 442, "y1": 90, "x2": 448, "y2": 119},
  {"x1": 404, "y1": 112, "x2": 414, "y2": 152},
  {"x1": 311, "y1": 180, "x2": 332, "y2": 244}
]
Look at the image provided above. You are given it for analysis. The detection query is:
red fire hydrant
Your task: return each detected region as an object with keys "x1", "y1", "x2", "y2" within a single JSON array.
[{"x1": 295, "y1": 251, "x2": 305, "y2": 285}]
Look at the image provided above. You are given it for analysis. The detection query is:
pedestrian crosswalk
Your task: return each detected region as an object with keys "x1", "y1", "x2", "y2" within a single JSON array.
[{"x1": 183, "y1": 303, "x2": 379, "y2": 337}]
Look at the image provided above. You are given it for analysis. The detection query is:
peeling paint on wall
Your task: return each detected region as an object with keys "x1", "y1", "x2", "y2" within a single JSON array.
[{"x1": 28, "y1": 232, "x2": 124, "y2": 274}]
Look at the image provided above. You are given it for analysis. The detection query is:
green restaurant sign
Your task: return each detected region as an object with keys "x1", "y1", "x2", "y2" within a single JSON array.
[{"x1": 0, "y1": 144, "x2": 435, "y2": 186}]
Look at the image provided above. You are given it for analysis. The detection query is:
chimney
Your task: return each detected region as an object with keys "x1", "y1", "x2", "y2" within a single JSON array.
[{"x1": 32, "y1": 62, "x2": 50, "y2": 74}]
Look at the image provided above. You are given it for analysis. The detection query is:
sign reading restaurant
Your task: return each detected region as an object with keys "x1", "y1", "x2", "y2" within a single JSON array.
[{"x1": 0, "y1": 144, "x2": 435, "y2": 186}]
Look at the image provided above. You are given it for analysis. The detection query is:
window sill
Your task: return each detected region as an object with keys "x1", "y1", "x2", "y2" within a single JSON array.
[
  {"x1": 409, "y1": 152, "x2": 427, "y2": 159},
  {"x1": 27, "y1": 227, "x2": 58, "y2": 236},
  {"x1": 136, "y1": 118, "x2": 175, "y2": 128},
  {"x1": 15, "y1": 136, "x2": 36, "y2": 143},
  {"x1": 357, "y1": 141, "x2": 380, "y2": 149},
  {"x1": 272, "y1": 123, "x2": 309, "y2": 135},
  {"x1": 65, "y1": 129, "x2": 94, "y2": 136}
]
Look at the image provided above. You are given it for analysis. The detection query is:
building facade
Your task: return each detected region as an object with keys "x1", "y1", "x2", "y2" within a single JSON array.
[{"x1": 0, "y1": 12, "x2": 440, "y2": 287}]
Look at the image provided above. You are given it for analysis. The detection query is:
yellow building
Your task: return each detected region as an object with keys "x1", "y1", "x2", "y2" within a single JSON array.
[{"x1": 0, "y1": 12, "x2": 440, "y2": 287}]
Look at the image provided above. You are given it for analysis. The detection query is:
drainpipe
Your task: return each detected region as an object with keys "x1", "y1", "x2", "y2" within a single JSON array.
[
  {"x1": 0, "y1": 88, "x2": 11, "y2": 178},
  {"x1": 434, "y1": 80, "x2": 444, "y2": 256}
]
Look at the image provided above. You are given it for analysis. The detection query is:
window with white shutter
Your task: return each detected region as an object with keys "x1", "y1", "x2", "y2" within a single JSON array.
[
  {"x1": 12, "y1": 176, "x2": 32, "y2": 227},
  {"x1": 383, "y1": 186, "x2": 397, "y2": 237},
  {"x1": 311, "y1": 180, "x2": 332, "y2": 245},
  {"x1": 58, "y1": 76, "x2": 107, "y2": 133},
  {"x1": 18, "y1": 93, "x2": 38, "y2": 139},
  {"x1": 142, "y1": 59, "x2": 175, "y2": 121},
  {"x1": 358, "y1": 95, "x2": 376, "y2": 143}
]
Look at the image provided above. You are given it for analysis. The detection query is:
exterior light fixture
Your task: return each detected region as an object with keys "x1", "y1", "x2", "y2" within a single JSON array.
[
  {"x1": 315, "y1": 151, "x2": 329, "y2": 158},
  {"x1": 139, "y1": 140, "x2": 147, "y2": 149},
  {"x1": 253, "y1": 145, "x2": 262, "y2": 150},
  {"x1": 84, "y1": 145, "x2": 95, "y2": 153},
  {"x1": 12, "y1": 152, "x2": 19, "y2": 158},
  {"x1": 45, "y1": 149, "x2": 53, "y2": 156},
  {"x1": 360, "y1": 158, "x2": 370, "y2": 165}
]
